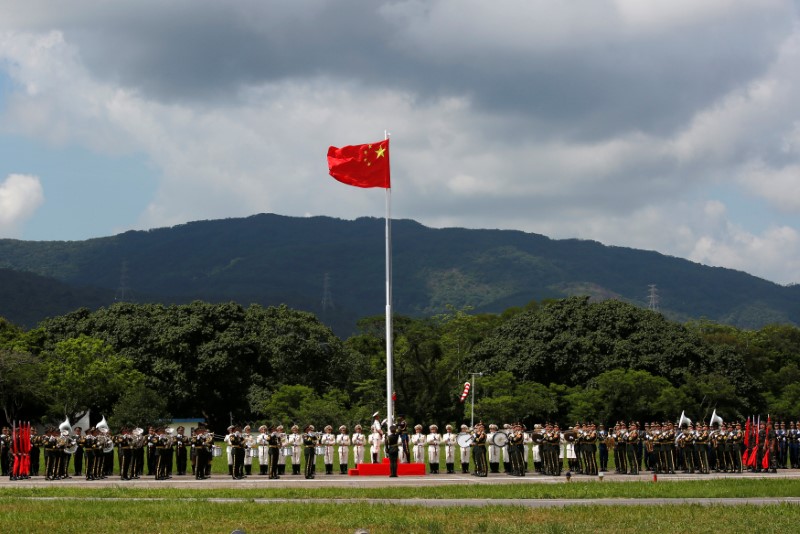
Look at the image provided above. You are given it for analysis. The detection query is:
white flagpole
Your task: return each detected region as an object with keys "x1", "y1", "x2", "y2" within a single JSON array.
[{"x1": 384, "y1": 130, "x2": 394, "y2": 430}]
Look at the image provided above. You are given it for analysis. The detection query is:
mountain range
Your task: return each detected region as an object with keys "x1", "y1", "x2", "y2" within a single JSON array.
[{"x1": 0, "y1": 213, "x2": 797, "y2": 335}]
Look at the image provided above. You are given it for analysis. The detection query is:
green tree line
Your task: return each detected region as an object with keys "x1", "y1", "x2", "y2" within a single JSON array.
[{"x1": 1, "y1": 297, "x2": 798, "y2": 432}]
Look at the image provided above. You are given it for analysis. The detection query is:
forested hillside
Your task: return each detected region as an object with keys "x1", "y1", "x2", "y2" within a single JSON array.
[{"x1": 0, "y1": 213, "x2": 798, "y2": 335}]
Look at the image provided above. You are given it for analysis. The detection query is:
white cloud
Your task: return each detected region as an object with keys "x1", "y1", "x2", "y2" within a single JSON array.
[
  {"x1": 0, "y1": 174, "x2": 44, "y2": 235},
  {"x1": 1, "y1": 4, "x2": 800, "y2": 285}
]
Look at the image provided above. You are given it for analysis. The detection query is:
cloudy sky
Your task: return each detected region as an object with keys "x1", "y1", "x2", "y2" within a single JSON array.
[{"x1": 1, "y1": 1, "x2": 800, "y2": 285}]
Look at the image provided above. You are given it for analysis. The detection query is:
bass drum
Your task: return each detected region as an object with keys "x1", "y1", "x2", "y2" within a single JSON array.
[
  {"x1": 491, "y1": 431, "x2": 509, "y2": 447},
  {"x1": 456, "y1": 432, "x2": 474, "y2": 448}
]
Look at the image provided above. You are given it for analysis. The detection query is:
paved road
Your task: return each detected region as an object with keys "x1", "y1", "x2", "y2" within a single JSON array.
[{"x1": 3, "y1": 469, "x2": 800, "y2": 490}]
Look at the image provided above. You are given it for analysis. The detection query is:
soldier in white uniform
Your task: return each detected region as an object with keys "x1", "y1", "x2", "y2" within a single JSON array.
[
  {"x1": 426, "y1": 424, "x2": 441, "y2": 474},
  {"x1": 223, "y1": 425, "x2": 235, "y2": 477},
  {"x1": 242, "y1": 425, "x2": 254, "y2": 476},
  {"x1": 370, "y1": 412, "x2": 383, "y2": 437},
  {"x1": 459, "y1": 424, "x2": 471, "y2": 473},
  {"x1": 287, "y1": 425, "x2": 303, "y2": 475},
  {"x1": 320, "y1": 425, "x2": 336, "y2": 475},
  {"x1": 369, "y1": 426, "x2": 383, "y2": 463},
  {"x1": 523, "y1": 427, "x2": 534, "y2": 473},
  {"x1": 256, "y1": 425, "x2": 269, "y2": 476},
  {"x1": 442, "y1": 424, "x2": 457, "y2": 474},
  {"x1": 410, "y1": 424, "x2": 426, "y2": 464},
  {"x1": 487, "y1": 424, "x2": 501, "y2": 473},
  {"x1": 275, "y1": 425, "x2": 287, "y2": 475},
  {"x1": 336, "y1": 425, "x2": 351, "y2": 474},
  {"x1": 351, "y1": 424, "x2": 366, "y2": 466}
]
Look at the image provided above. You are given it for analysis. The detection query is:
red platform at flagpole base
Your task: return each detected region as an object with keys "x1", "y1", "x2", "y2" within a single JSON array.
[{"x1": 348, "y1": 458, "x2": 426, "y2": 476}]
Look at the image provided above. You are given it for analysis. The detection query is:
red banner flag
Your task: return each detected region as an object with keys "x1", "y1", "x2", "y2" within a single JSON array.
[{"x1": 327, "y1": 139, "x2": 390, "y2": 188}]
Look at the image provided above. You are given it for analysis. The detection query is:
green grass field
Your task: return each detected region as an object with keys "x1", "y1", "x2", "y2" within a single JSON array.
[{"x1": 8, "y1": 448, "x2": 799, "y2": 533}]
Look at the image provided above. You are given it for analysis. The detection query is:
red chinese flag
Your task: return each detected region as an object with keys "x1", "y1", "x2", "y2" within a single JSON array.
[{"x1": 327, "y1": 139, "x2": 390, "y2": 188}]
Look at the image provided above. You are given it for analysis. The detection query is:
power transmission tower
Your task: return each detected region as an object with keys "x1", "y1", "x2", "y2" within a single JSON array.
[
  {"x1": 322, "y1": 272, "x2": 335, "y2": 312},
  {"x1": 115, "y1": 260, "x2": 133, "y2": 302},
  {"x1": 647, "y1": 284, "x2": 659, "y2": 312}
]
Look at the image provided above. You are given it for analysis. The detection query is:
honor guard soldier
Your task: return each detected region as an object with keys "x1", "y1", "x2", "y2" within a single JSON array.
[
  {"x1": 426, "y1": 425, "x2": 441, "y2": 474},
  {"x1": 487, "y1": 424, "x2": 501, "y2": 473},
  {"x1": 442, "y1": 424, "x2": 457, "y2": 474},
  {"x1": 276, "y1": 425, "x2": 287, "y2": 475},
  {"x1": 223, "y1": 425, "x2": 235, "y2": 477},
  {"x1": 256, "y1": 425, "x2": 269, "y2": 475},
  {"x1": 410, "y1": 424, "x2": 426, "y2": 464},
  {"x1": 336, "y1": 425, "x2": 351, "y2": 474},
  {"x1": 320, "y1": 425, "x2": 336, "y2": 474},
  {"x1": 459, "y1": 424, "x2": 471, "y2": 473},
  {"x1": 396, "y1": 415, "x2": 409, "y2": 463},
  {"x1": 369, "y1": 424, "x2": 384, "y2": 464},
  {"x1": 287, "y1": 425, "x2": 303, "y2": 475},
  {"x1": 242, "y1": 425, "x2": 254, "y2": 476},
  {"x1": 352, "y1": 424, "x2": 366, "y2": 467}
]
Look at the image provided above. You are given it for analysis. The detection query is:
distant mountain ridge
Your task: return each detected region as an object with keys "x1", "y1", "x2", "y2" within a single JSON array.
[{"x1": 0, "y1": 213, "x2": 797, "y2": 333}]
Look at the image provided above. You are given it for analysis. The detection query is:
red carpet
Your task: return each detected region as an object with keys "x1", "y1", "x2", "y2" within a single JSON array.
[{"x1": 348, "y1": 458, "x2": 426, "y2": 476}]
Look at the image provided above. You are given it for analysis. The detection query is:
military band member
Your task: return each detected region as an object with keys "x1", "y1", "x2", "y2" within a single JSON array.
[
  {"x1": 117, "y1": 427, "x2": 133, "y2": 480},
  {"x1": 790, "y1": 421, "x2": 799, "y2": 469},
  {"x1": 459, "y1": 424, "x2": 471, "y2": 474},
  {"x1": 626, "y1": 422, "x2": 640, "y2": 475},
  {"x1": 352, "y1": 424, "x2": 366, "y2": 467},
  {"x1": 229, "y1": 426, "x2": 246, "y2": 480},
  {"x1": 154, "y1": 427, "x2": 171, "y2": 480},
  {"x1": 146, "y1": 426, "x2": 157, "y2": 476},
  {"x1": 267, "y1": 426, "x2": 281, "y2": 479},
  {"x1": 410, "y1": 424, "x2": 426, "y2": 464},
  {"x1": 336, "y1": 425, "x2": 351, "y2": 474},
  {"x1": 191, "y1": 425, "x2": 209, "y2": 480},
  {"x1": 321, "y1": 425, "x2": 336, "y2": 475},
  {"x1": 426, "y1": 424, "x2": 441, "y2": 474},
  {"x1": 695, "y1": 423, "x2": 710, "y2": 474},
  {"x1": 508, "y1": 423, "x2": 525, "y2": 476},
  {"x1": 597, "y1": 423, "x2": 609, "y2": 473},
  {"x1": 302, "y1": 424, "x2": 318, "y2": 479},
  {"x1": 72, "y1": 426, "x2": 84, "y2": 476},
  {"x1": 472, "y1": 422, "x2": 488, "y2": 477},
  {"x1": 583, "y1": 423, "x2": 598, "y2": 476},
  {"x1": 29, "y1": 427, "x2": 41, "y2": 476},
  {"x1": 0, "y1": 427, "x2": 9, "y2": 477},
  {"x1": 442, "y1": 424, "x2": 457, "y2": 474},
  {"x1": 369, "y1": 425, "x2": 383, "y2": 464},
  {"x1": 287, "y1": 425, "x2": 303, "y2": 475},
  {"x1": 174, "y1": 426, "x2": 188, "y2": 475}
]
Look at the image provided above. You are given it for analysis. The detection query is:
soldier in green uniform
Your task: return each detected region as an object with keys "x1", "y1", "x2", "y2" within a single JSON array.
[
  {"x1": 385, "y1": 424, "x2": 400, "y2": 477},
  {"x1": 302, "y1": 425, "x2": 319, "y2": 479},
  {"x1": 472, "y1": 422, "x2": 488, "y2": 477}
]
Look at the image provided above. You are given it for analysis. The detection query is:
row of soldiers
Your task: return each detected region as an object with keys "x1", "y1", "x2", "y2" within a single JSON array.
[{"x1": 3, "y1": 418, "x2": 796, "y2": 479}]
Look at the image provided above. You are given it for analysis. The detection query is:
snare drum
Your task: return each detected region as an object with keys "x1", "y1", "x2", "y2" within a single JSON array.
[
  {"x1": 211, "y1": 445, "x2": 222, "y2": 457},
  {"x1": 245, "y1": 448, "x2": 255, "y2": 458},
  {"x1": 282, "y1": 446, "x2": 293, "y2": 457},
  {"x1": 315, "y1": 446, "x2": 325, "y2": 455}
]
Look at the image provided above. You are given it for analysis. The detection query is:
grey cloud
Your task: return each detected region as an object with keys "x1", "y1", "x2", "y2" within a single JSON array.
[{"x1": 18, "y1": 0, "x2": 791, "y2": 141}]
